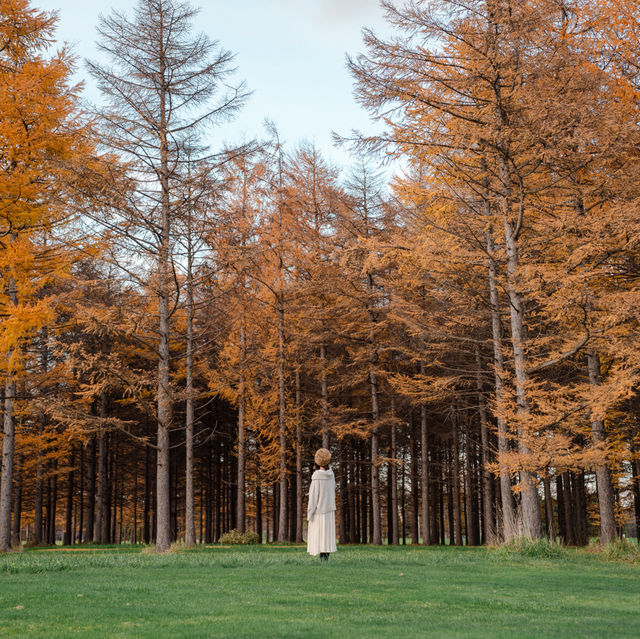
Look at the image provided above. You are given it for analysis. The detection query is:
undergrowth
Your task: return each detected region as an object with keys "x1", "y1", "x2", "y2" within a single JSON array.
[
  {"x1": 494, "y1": 536, "x2": 567, "y2": 560},
  {"x1": 604, "y1": 539, "x2": 640, "y2": 563}
]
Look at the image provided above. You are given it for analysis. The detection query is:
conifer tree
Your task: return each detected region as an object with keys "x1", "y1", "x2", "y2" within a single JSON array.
[
  {"x1": 88, "y1": 0, "x2": 246, "y2": 552},
  {"x1": 0, "y1": 0, "x2": 94, "y2": 551}
]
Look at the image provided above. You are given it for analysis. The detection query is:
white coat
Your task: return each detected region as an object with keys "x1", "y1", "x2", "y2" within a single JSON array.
[{"x1": 306, "y1": 469, "x2": 337, "y2": 555}]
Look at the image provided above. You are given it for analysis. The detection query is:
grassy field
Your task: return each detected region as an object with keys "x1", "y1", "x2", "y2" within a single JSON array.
[{"x1": 1, "y1": 543, "x2": 638, "y2": 638}]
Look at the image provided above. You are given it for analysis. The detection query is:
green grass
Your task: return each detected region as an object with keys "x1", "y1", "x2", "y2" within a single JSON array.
[{"x1": 1, "y1": 544, "x2": 638, "y2": 638}]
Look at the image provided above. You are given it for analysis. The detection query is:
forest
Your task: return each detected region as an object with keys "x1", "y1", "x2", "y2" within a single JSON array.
[{"x1": 0, "y1": 0, "x2": 639, "y2": 554}]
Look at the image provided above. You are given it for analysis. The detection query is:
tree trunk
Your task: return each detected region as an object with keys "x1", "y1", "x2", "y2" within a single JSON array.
[
  {"x1": 631, "y1": 453, "x2": 640, "y2": 542},
  {"x1": 77, "y1": 446, "x2": 84, "y2": 544},
  {"x1": 132, "y1": 465, "x2": 138, "y2": 544},
  {"x1": 235, "y1": 326, "x2": 247, "y2": 536},
  {"x1": 338, "y1": 439, "x2": 348, "y2": 544},
  {"x1": 561, "y1": 472, "x2": 575, "y2": 545},
  {"x1": 465, "y1": 421, "x2": 479, "y2": 546},
  {"x1": 155, "y1": 36, "x2": 173, "y2": 553},
  {"x1": 256, "y1": 474, "x2": 263, "y2": 543},
  {"x1": 144, "y1": 444, "x2": 151, "y2": 544},
  {"x1": 47, "y1": 462, "x2": 58, "y2": 545},
  {"x1": 0, "y1": 271, "x2": 18, "y2": 552},
  {"x1": 475, "y1": 345, "x2": 495, "y2": 544},
  {"x1": 63, "y1": 448, "x2": 75, "y2": 546},
  {"x1": 277, "y1": 299, "x2": 288, "y2": 541},
  {"x1": 573, "y1": 472, "x2": 588, "y2": 547},
  {"x1": 11, "y1": 454, "x2": 22, "y2": 547},
  {"x1": 369, "y1": 358, "x2": 382, "y2": 545},
  {"x1": 320, "y1": 344, "x2": 329, "y2": 448},
  {"x1": 410, "y1": 416, "x2": 420, "y2": 544},
  {"x1": 587, "y1": 352, "x2": 617, "y2": 544},
  {"x1": 543, "y1": 474, "x2": 556, "y2": 543},
  {"x1": 419, "y1": 367, "x2": 431, "y2": 544},
  {"x1": 84, "y1": 434, "x2": 96, "y2": 543},
  {"x1": 502, "y1": 211, "x2": 542, "y2": 539},
  {"x1": 556, "y1": 474, "x2": 566, "y2": 543},
  {"x1": 34, "y1": 333, "x2": 50, "y2": 546},
  {"x1": 389, "y1": 395, "x2": 399, "y2": 545},
  {"x1": 184, "y1": 228, "x2": 196, "y2": 546},
  {"x1": 295, "y1": 367, "x2": 303, "y2": 542},
  {"x1": 452, "y1": 423, "x2": 463, "y2": 546},
  {"x1": 95, "y1": 393, "x2": 109, "y2": 544},
  {"x1": 486, "y1": 229, "x2": 517, "y2": 541}
]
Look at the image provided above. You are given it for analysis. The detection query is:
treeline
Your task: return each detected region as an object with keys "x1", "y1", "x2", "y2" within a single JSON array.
[{"x1": 1, "y1": 0, "x2": 640, "y2": 552}]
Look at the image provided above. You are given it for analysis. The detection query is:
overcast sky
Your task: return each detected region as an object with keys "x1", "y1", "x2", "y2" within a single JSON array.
[{"x1": 37, "y1": 0, "x2": 392, "y2": 169}]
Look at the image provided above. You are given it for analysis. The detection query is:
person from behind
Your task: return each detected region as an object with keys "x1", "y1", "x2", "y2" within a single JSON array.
[{"x1": 306, "y1": 448, "x2": 337, "y2": 560}]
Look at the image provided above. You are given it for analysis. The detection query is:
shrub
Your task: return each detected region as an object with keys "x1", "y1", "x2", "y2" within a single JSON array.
[
  {"x1": 219, "y1": 529, "x2": 260, "y2": 545},
  {"x1": 497, "y1": 536, "x2": 567, "y2": 559},
  {"x1": 604, "y1": 539, "x2": 640, "y2": 563}
]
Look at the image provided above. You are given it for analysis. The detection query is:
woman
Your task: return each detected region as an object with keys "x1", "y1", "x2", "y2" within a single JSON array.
[{"x1": 306, "y1": 448, "x2": 337, "y2": 560}]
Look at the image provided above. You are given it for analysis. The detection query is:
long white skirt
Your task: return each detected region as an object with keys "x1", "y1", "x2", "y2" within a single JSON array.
[{"x1": 306, "y1": 511, "x2": 337, "y2": 555}]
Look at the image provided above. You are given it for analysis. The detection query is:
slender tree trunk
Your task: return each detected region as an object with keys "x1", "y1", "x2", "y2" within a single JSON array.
[
  {"x1": 320, "y1": 344, "x2": 329, "y2": 448},
  {"x1": 288, "y1": 471, "x2": 295, "y2": 542},
  {"x1": 236, "y1": 326, "x2": 247, "y2": 535},
  {"x1": 84, "y1": 435, "x2": 96, "y2": 543},
  {"x1": 155, "y1": 39, "x2": 173, "y2": 553},
  {"x1": 543, "y1": 474, "x2": 556, "y2": 543},
  {"x1": 339, "y1": 439, "x2": 348, "y2": 545},
  {"x1": 77, "y1": 447, "x2": 84, "y2": 544},
  {"x1": 295, "y1": 367, "x2": 303, "y2": 542},
  {"x1": 475, "y1": 345, "x2": 496, "y2": 544},
  {"x1": 63, "y1": 448, "x2": 75, "y2": 546},
  {"x1": 34, "y1": 334, "x2": 49, "y2": 546},
  {"x1": 132, "y1": 465, "x2": 138, "y2": 544},
  {"x1": 574, "y1": 472, "x2": 588, "y2": 547},
  {"x1": 452, "y1": 423, "x2": 463, "y2": 546},
  {"x1": 256, "y1": 473, "x2": 263, "y2": 543},
  {"x1": 359, "y1": 443, "x2": 367, "y2": 543},
  {"x1": 486, "y1": 229, "x2": 517, "y2": 541},
  {"x1": 368, "y1": 271, "x2": 382, "y2": 545},
  {"x1": 401, "y1": 442, "x2": 407, "y2": 544},
  {"x1": 47, "y1": 461, "x2": 58, "y2": 545},
  {"x1": 631, "y1": 452, "x2": 640, "y2": 541},
  {"x1": 465, "y1": 422, "x2": 479, "y2": 546},
  {"x1": 144, "y1": 444, "x2": 151, "y2": 544},
  {"x1": 447, "y1": 451, "x2": 455, "y2": 545},
  {"x1": 556, "y1": 475, "x2": 566, "y2": 543},
  {"x1": 587, "y1": 352, "x2": 617, "y2": 544},
  {"x1": 438, "y1": 447, "x2": 445, "y2": 544},
  {"x1": 389, "y1": 395, "x2": 399, "y2": 545},
  {"x1": 0, "y1": 270, "x2": 18, "y2": 552},
  {"x1": 96, "y1": 393, "x2": 109, "y2": 544},
  {"x1": 561, "y1": 472, "x2": 575, "y2": 545},
  {"x1": 348, "y1": 445, "x2": 357, "y2": 543},
  {"x1": 11, "y1": 454, "x2": 22, "y2": 547},
  {"x1": 502, "y1": 209, "x2": 542, "y2": 539},
  {"x1": 410, "y1": 416, "x2": 420, "y2": 544},
  {"x1": 369, "y1": 355, "x2": 382, "y2": 545},
  {"x1": 184, "y1": 224, "x2": 196, "y2": 546},
  {"x1": 34, "y1": 416, "x2": 45, "y2": 546},
  {"x1": 419, "y1": 364, "x2": 431, "y2": 545},
  {"x1": 277, "y1": 298, "x2": 287, "y2": 541}
]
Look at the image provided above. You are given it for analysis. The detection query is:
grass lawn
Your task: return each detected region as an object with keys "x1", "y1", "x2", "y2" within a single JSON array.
[{"x1": 0, "y1": 543, "x2": 638, "y2": 638}]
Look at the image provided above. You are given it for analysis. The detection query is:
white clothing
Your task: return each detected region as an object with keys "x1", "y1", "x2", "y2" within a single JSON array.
[
  {"x1": 307, "y1": 511, "x2": 337, "y2": 555},
  {"x1": 306, "y1": 469, "x2": 337, "y2": 555},
  {"x1": 306, "y1": 469, "x2": 336, "y2": 519}
]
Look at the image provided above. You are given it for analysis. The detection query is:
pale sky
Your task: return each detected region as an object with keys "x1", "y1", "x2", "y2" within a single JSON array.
[{"x1": 37, "y1": 0, "x2": 392, "y2": 168}]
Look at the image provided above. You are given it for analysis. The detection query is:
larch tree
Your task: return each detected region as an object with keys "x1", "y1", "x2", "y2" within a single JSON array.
[
  {"x1": 349, "y1": 0, "x2": 636, "y2": 540},
  {"x1": 0, "y1": 0, "x2": 95, "y2": 551},
  {"x1": 87, "y1": 0, "x2": 247, "y2": 552}
]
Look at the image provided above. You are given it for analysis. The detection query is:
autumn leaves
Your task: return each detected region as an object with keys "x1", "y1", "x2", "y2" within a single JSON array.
[{"x1": 1, "y1": 0, "x2": 639, "y2": 551}]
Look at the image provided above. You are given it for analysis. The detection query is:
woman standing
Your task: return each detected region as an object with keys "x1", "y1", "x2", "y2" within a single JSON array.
[{"x1": 306, "y1": 448, "x2": 337, "y2": 560}]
